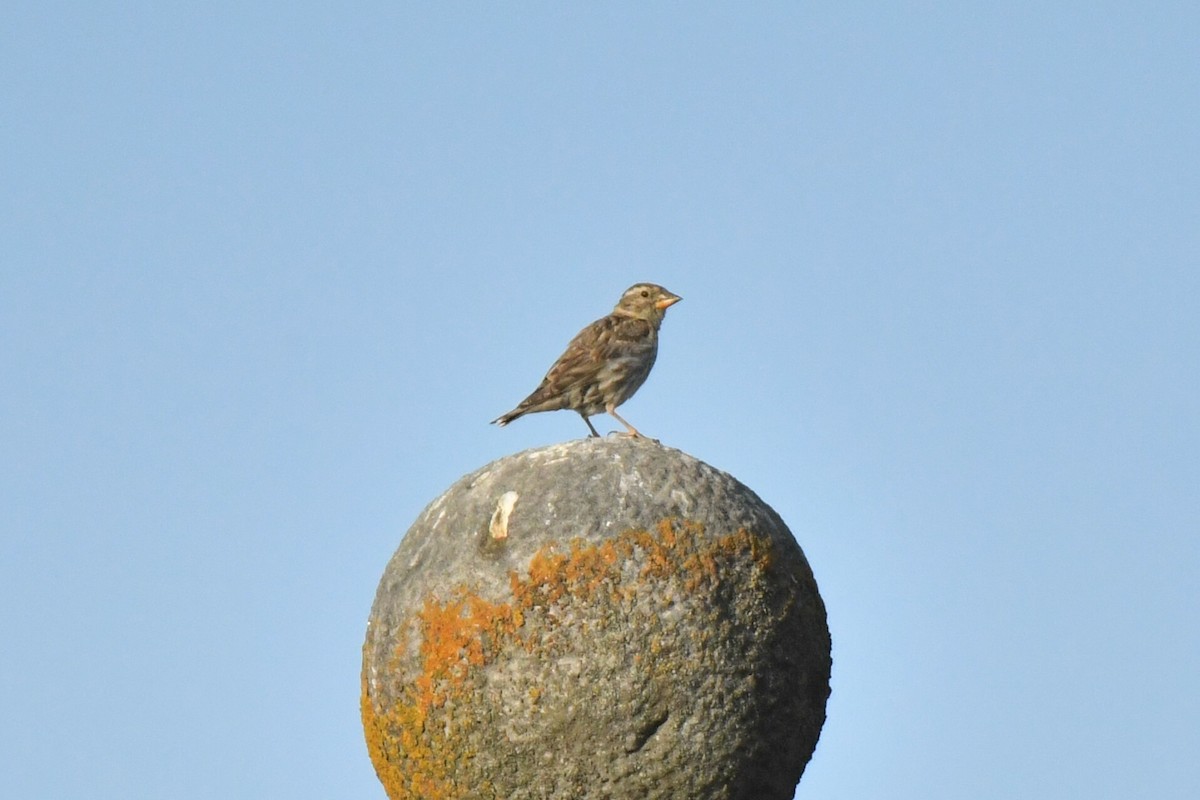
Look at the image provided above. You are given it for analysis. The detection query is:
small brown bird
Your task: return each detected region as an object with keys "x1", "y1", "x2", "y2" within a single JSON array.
[{"x1": 492, "y1": 283, "x2": 682, "y2": 438}]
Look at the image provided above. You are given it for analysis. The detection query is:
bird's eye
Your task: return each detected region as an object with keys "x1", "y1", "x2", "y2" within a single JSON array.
[{"x1": 640, "y1": 289, "x2": 650, "y2": 298}]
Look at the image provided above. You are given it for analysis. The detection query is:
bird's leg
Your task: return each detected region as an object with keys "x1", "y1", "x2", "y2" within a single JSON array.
[
  {"x1": 579, "y1": 412, "x2": 601, "y2": 438},
  {"x1": 606, "y1": 407, "x2": 642, "y2": 438}
]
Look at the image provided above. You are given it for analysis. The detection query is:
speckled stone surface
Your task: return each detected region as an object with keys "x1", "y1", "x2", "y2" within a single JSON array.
[{"x1": 362, "y1": 437, "x2": 830, "y2": 800}]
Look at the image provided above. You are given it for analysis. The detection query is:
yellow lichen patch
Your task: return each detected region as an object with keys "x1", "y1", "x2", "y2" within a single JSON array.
[
  {"x1": 362, "y1": 669, "x2": 449, "y2": 799},
  {"x1": 363, "y1": 592, "x2": 521, "y2": 800},
  {"x1": 362, "y1": 518, "x2": 776, "y2": 800},
  {"x1": 417, "y1": 593, "x2": 516, "y2": 694},
  {"x1": 517, "y1": 549, "x2": 571, "y2": 608},
  {"x1": 561, "y1": 538, "x2": 620, "y2": 599}
]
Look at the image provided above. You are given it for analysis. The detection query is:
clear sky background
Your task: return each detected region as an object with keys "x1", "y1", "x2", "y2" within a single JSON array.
[{"x1": 3, "y1": 4, "x2": 1197, "y2": 799}]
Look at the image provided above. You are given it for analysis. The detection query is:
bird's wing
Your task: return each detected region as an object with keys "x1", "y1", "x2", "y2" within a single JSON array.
[
  {"x1": 537, "y1": 315, "x2": 615, "y2": 392},
  {"x1": 510, "y1": 315, "x2": 655, "y2": 413},
  {"x1": 534, "y1": 313, "x2": 642, "y2": 385}
]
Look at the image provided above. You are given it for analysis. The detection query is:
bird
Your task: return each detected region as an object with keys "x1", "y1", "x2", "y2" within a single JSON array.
[{"x1": 492, "y1": 283, "x2": 682, "y2": 438}]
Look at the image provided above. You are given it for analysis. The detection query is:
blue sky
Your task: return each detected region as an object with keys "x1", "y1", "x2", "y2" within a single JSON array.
[{"x1": 3, "y1": 4, "x2": 1197, "y2": 798}]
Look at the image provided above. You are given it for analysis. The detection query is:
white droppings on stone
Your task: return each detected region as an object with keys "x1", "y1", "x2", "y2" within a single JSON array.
[
  {"x1": 669, "y1": 488, "x2": 691, "y2": 511},
  {"x1": 527, "y1": 443, "x2": 575, "y2": 466},
  {"x1": 489, "y1": 490, "x2": 519, "y2": 540},
  {"x1": 617, "y1": 470, "x2": 648, "y2": 497}
]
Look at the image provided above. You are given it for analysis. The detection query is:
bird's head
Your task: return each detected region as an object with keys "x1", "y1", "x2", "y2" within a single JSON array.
[{"x1": 613, "y1": 283, "x2": 682, "y2": 325}]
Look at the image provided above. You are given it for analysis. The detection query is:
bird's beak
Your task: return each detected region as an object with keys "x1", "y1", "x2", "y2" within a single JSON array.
[{"x1": 655, "y1": 294, "x2": 682, "y2": 310}]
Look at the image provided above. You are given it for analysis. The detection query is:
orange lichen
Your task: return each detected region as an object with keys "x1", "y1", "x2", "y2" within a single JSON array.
[
  {"x1": 415, "y1": 593, "x2": 516, "y2": 702},
  {"x1": 361, "y1": 518, "x2": 776, "y2": 800}
]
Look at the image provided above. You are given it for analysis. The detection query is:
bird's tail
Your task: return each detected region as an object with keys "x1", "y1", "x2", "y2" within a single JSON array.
[{"x1": 491, "y1": 408, "x2": 524, "y2": 427}]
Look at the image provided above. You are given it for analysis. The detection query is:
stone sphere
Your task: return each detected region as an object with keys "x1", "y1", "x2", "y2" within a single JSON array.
[{"x1": 362, "y1": 437, "x2": 830, "y2": 800}]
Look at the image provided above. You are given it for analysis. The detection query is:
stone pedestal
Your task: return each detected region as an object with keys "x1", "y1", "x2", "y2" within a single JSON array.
[{"x1": 362, "y1": 438, "x2": 830, "y2": 800}]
